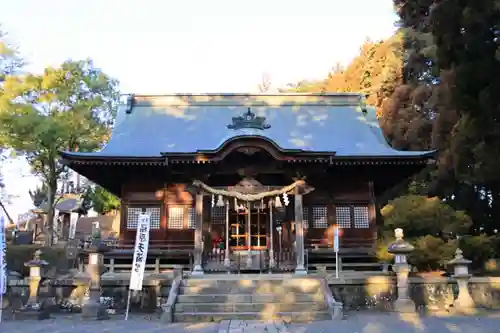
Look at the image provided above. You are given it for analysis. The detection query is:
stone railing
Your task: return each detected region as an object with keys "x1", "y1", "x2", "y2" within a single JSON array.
[
  {"x1": 328, "y1": 275, "x2": 500, "y2": 312},
  {"x1": 3, "y1": 272, "x2": 175, "y2": 318}
]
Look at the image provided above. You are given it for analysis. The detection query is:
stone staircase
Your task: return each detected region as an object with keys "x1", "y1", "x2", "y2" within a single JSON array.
[{"x1": 173, "y1": 275, "x2": 333, "y2": 323}]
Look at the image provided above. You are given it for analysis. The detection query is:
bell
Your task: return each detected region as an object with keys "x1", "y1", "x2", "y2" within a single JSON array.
[
  {"x1": 216, "y1": 195, "x2": 225, "y2": 207},
  {"x1": 274, "y1": 195, "x2": 282, "y2": 208}
]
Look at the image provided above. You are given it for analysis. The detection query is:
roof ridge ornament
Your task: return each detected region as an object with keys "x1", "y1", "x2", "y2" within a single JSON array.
[
  {"x1": 360, "y1": 95, "x2": 367, "y2": 115},
  {"x1": 227, "y1": 107, "x2": 271, "y2": 130},
  {"x1": 125, "y1": 94, "x2": 134, "y2": 114}
]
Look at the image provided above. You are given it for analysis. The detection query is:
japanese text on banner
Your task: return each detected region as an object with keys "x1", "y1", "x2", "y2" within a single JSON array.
[
  {"x1": 129, "y1": 214, "x2": 150, "y2": 291},
  {"x1": 333, "y1": 226, "x2": 340, "y2": 253}
]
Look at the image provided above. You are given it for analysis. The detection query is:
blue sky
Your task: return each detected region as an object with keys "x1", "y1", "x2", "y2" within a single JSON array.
[{"x1": 1, "y1": 0, "x2": 398, "y2": 219}]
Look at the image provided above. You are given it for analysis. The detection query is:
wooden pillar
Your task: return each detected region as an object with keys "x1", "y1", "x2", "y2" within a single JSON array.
[
  {"x1": 246, "y1": 201, "x2": 253, "y2": 268},
  {"x1": 192, "y1": 192, "x2": 204, "y2": 275},
  {"x1": 294, "y1": 187, "x2": 307, "y2": 274},
  {"x1": 368, "y1": 180, "x2": 377, "y2": 244}
]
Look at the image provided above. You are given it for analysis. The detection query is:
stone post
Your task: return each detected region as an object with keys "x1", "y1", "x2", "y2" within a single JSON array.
[
  {"x1": 15, "y1": 250, "x2": 50, "y2": 320},
  {"x1": 448, "y1": 248, "x2": 475, "y2": 312},
  {"x1": 81, "y1": 231, "x2": 110, "y2": 320},
  {"x1": 388, "y1": 228, "x2": 415, "y2": 313}
]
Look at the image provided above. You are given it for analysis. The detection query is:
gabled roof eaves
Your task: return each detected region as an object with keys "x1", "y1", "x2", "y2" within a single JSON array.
[{"x1": 60, "y1": 94, "x2": 434, "y2": 161}]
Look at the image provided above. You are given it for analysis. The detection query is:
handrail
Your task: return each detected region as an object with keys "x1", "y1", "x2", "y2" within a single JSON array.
[
  {"x1": 160, "y1": 266, "x2": 183, "y2": 323},
  {"x1": 319, "y1": 278, "x2": 343, "y2": 320}
]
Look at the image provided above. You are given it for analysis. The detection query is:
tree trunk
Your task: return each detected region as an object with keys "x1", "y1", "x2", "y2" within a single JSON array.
[
  {"x1": 45, "y1": 177, "x2": 58, "y2": 246},
  {"x1": 0, "y1": 199, "x2": 14, "y2": 224}
]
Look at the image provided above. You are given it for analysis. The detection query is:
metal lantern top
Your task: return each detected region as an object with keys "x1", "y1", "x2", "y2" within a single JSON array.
[
  {"x1": 448, "y1": 248, "x2": 472, "y2": 277},
  {"x1": 448, "y1": 248, "x2": 472, "y2": 266},
  {"x1": 387, "y1": 228, "x2": 415, "y2": 255},
  {"x1": 24, "y1": 249, "x2": 49, "y2": 268}
]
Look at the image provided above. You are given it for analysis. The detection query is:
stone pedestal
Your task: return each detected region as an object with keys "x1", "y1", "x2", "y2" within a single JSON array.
[
  {"x1": 81, "y1": 238, "x2": 110, "y2": 320},
  {"x1": 448, "y1": 248, "x2": 475, "y2": 312},
  {"x1": 393, "y1": 263, "x2": 415, "y2": 313},
  {"x1": 388, "y1": 228, "x2": 416, "y2": 313},
  {"x1": 15, "y1": 250, "x2": 51, "y2": 320}
]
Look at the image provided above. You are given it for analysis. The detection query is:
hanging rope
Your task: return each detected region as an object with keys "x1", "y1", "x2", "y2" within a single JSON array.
[{"x1": 192, "y1": 179, "x2": 305, "y2": 201}]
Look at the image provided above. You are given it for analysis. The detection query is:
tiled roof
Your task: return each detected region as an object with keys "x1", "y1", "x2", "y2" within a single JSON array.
[
  {"x1": 33, "y1": 193, "x2": 83, "y2": 214},
  {"x1": 61, "y1": 93, "x2": 433, "y2": 159}
]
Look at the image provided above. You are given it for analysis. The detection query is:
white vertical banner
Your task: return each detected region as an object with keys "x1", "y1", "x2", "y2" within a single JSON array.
[
  {"x1": 0, "y1": 215, "x2": 7, "y2": 323},
  {"x1": 129, "y1": 214, "x2": 151, "y2": 291},
  {"x1": 333, "y1": 227, "x2": 340, "y2": 253},
  {"x1": 334, "y1": 226, "x2": 340, "y2": 279},
  {"x1": 52, "y1": 208, "x2": 60, "y2": 244},
  {"x1": 125, "y1": 213, "x2": 150, "y2": 320},
  {"x1": 69, "y1": 213, "x2": 79, "y2": 240}
]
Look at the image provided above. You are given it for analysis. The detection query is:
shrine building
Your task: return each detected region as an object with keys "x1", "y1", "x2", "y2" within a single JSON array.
[{"x1": 60, "y1": 93, "x2": 434, "y2": 274}]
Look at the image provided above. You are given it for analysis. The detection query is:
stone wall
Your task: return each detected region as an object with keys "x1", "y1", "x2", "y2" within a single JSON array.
[
  {"x1": 2, "y1": 273, "x2": 173, "y2": 316},
  {"x1": 328, "y1": 275, "x2": 500, "y2": 312}
]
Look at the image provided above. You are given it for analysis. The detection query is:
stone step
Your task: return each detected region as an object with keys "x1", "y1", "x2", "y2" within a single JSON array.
[
  {"x1": 179, "y1": 285, "x2": 322, "y2": 295},
  {"x1": 174, "y1": 301, "x2": 327, "y2": 313},
  {"x1": 181, "y1": 278, "x2": 321, "y2": 288},
  {"x1": 182, "y1": 276, "x2": 320, "y2": 282},
  {"x1": 173, "y1": 311, "x2": 332, "y2": 323},
  {"x1": 176, "y1": 293, "x2": 325, "y2": 304}
]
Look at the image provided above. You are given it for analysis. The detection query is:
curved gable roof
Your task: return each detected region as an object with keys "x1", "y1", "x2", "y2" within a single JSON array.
[{"x1": 61, "y1": 93, "x2": 433, "y2": 159}]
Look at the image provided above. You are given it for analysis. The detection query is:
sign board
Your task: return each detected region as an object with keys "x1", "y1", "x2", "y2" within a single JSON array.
[
  {"x1": 129, "y1": 214, "x2": 151, "y2": 291},
  {"x1": 0, "y1": 215, "x2": 6, "y2": 294},
  {"x1": 333, "y1": 226, "x2": 340, "y2": 253},
  {"x1": 68, "y1": 212, "x2": 79, "y2": 239}
]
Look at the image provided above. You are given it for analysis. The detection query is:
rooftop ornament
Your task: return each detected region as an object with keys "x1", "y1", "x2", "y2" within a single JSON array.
[{"x1": 227, "y1": 107, "x2": 271, "y2": 130}]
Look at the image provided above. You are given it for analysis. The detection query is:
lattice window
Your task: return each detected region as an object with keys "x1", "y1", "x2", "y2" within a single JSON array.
[
  {"x1": 302, "y1": 207, "x2": 309, "y2": 229},
  {"x1": 335, "y1": 206, "x2": 352, "y2": 228},
  {"x1": 188, "y1": 207, "x2": 196, "y2": 229},
  {"x1": 127, "y1": 206, "x2": 161, "y2": 230},
  {"x1": 311, "y1": 206, "x2": 328, "y2": 228},
  {"x1": 167, "y1": 206, "x2": 185, "y2": 229},
  {"x1": 353, "y1": 206, "x2": 370, "y2": 228},
  {"x1": 211, "y1": 207, "x2": 226, "y2": 224}
]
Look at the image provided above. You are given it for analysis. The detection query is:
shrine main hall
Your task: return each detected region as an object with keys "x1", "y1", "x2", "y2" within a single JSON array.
[{"x1": 61, "y1": 93, "x2": 433, "y2": 274}]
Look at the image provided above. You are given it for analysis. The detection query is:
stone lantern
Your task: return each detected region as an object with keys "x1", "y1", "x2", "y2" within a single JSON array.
[
  {"x1": 448, "y1": 248, "x2": 475, "y2": 311},
  {"x1": 388, "y1": 228, "x2": 416, "y2": 313},
  {"x1": 15, "y1": 250, "x2": 51, "y2": 320},
  {"x1": 81, "y1": 226, "x2": 110, "y2": 320}
]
